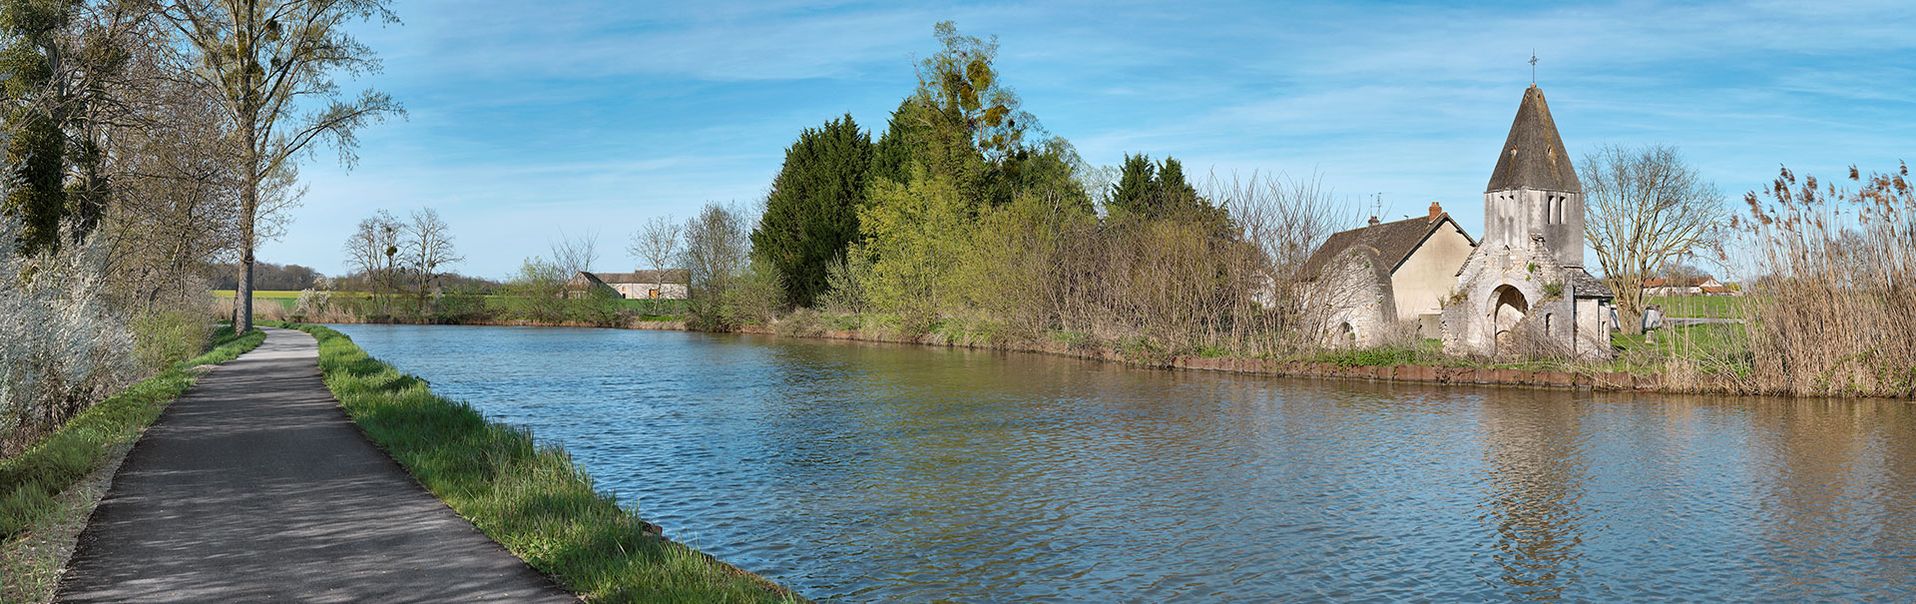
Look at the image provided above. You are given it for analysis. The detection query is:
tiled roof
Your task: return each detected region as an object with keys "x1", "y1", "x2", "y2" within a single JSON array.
[
  {"x1": 584, "y1": 270, "x2": 687, "y2": 285},
  {"x1": 1302, "y1": 214, "x2": 1472, "y2": 280},
  {"x1": 1486, "y1": 85, "x2": 1582, "y2": 194},
  {"x1": 1570, "y1": 269, "x2": 1614, "y2": 299}
]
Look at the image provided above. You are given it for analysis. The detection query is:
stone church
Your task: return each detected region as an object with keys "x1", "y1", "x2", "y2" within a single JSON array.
[{"x1": 1440, "y1": 85, "x2": 1614, "y2": 359}]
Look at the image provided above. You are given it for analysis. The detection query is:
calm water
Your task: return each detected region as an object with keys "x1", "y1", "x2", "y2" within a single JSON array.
[{"x1": 328, "y1": 324, "x2": 1916, "y2": 601}]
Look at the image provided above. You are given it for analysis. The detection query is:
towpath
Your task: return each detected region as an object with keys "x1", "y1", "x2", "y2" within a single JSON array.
[{"x1": 57, "y1": 328, "x2": 573, "y2": 602}]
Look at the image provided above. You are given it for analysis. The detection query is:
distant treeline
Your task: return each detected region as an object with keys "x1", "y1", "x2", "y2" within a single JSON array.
[{"x1": 206, "y1": 261, "x2": 500, "y2": 293}]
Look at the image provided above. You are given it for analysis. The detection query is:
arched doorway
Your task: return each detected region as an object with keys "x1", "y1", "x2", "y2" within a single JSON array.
[{"x1": 1490, "y1": 285, "x2": 1528, "y2": 354}]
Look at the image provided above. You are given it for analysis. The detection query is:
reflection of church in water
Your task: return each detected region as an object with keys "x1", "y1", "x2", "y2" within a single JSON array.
[{"x1": 1478, "y1": 393, "x2": 1588, "y2": 599}]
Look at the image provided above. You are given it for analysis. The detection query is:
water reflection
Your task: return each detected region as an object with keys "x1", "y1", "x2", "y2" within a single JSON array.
[
  {"x1": 1476, "y1": 391, "x2": 1587, "y2": 600},
  {"x1": 328, "y1": 324, "x2": 1916, "y2": 602}
]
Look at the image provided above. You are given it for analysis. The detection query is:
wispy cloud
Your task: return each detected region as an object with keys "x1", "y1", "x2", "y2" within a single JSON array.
[{"x1": 265, "y1": 0, "x2": 1916, "y2": 276}]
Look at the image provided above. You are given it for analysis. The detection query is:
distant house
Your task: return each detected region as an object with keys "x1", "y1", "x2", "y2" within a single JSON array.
[
  {"x1": 567, "y1": 270, "x2": 688, "y2": 300},
  {"x1": 1643, "y1": 276, "x2": 1731, "y2": 296},
  {"x1": 1301, "y1": 202, "x2": 1476, "y2": 345}
]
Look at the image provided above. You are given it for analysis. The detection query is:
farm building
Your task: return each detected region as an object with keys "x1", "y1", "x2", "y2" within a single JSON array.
[
  {"x1": 568, "y1": 270, "x2": 688, "y2": 300},
  {"x1": 1644, "y1": 276, "x2": 1735, "y2": 296}
]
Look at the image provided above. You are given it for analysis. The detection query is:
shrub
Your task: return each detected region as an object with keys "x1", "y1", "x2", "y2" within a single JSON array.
[{"x1": 130, "y1": 310, "x2": 213, "y2": 372}]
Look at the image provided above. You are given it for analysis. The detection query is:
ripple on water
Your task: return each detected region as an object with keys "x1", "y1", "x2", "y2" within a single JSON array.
[{"x1": 329, "y1": 324, "x2": 1916, "y2": 602}]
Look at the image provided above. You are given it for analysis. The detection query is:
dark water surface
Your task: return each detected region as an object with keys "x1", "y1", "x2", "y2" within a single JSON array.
[{"x1": 328, "y1": 324, "x2": 1916, "y2": 601}]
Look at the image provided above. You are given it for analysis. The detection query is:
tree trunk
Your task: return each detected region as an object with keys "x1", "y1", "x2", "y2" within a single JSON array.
[{"x1": 237, "y1": 181, "x2": 257, "y2": 333}]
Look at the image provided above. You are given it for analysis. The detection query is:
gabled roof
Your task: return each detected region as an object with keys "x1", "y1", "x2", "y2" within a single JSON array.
[
  {"x1": 1301, "y1": 214, "x2": 1475, "y2": 280},
  {"x1": 1486, "y1": 85, "x2": 1581, "y2": 193},
  {"x1": 586, "y1": 269, "x2": 687, "y2": 285}
]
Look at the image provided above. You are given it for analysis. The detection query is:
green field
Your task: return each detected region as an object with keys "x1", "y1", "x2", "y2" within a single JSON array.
[{"x1": 1648, "y1": 295, "x2": 1744, "y2": 319}]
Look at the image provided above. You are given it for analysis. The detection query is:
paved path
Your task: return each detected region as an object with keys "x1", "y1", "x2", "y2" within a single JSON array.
[{"x1": 58, "y1": 328, "x2": 574, "y2": 603}]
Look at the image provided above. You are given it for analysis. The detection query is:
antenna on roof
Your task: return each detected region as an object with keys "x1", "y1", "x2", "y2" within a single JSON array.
[{"x1": 1529, "y1": 50, "x2": 1538, "y2": 85}]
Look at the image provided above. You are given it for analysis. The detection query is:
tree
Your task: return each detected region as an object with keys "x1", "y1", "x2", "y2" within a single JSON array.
[
  {"x1": 1105, "y1": 153, "x2": 1230, "y2": 233},
  {"x1": 341, "y1": 209, "x2": 399, "y2": 311},
  {"x1": 403, "y1": 207, "x2": 460, "y2": 314},
  {"x1": 916, "y1": 21, "x2": 1030, "y2": 163},
  {"x1": 752, "y1": 114, "x2": 871, "y2": 307},
  {"x1": 855, "y1": 166, "x2": 971, "y2": 329},
  {"x1": 548, "y1": 229, "x2": 597, "y2": 276},
  {"x1": 868, "y1": 21, "x2": 1035, "y2": 209},
  {"x1": 681, "y1": 202, "x2": 753, "y2": 329},
  {"x1": 1107, "y1": 153, "x2": 1157, "y2": 217},
  {"x1": 1581, "y1": 144, "x2": 1725, "y2": 334},
  {"x1": 158, "y1": 0, "x2": 403, "y2": 333},
  {"x1": 628, "y1": 214, "x2": 680, "y2": 294}
]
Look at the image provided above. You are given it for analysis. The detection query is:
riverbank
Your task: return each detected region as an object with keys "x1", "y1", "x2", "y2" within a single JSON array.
[
  {"x1": 731, "y1": 323, "x2": 1727, "y2": 394},
  {"x1": 310, "y1": 312, "x2": 1786, "y2": 397},
  {"x1": 1, "y1": 327, "x2": 266, "y2": 603},
  {"x1": 282, "y1": 323, "x2": 799, "y2": 602}
]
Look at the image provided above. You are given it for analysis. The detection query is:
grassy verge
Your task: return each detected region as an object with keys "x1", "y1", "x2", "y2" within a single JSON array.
[
  {"x1": 1648, "y1": 294, "x2": 1744, "y2": 319},
  {"x1": 287, "y1": 324, "x2": 796, "y2": 602},
  {"x1": 2, "y1": 326, "x2": 265, "y2": 601}
]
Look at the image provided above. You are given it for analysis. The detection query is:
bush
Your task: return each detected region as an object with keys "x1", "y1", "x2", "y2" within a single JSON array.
[
  {"x1": 131, "y1": 311, "x2": 213, "y2": 372},
  {"x1": 0, "y1": 327, "x2": 263, "y2": 540}
]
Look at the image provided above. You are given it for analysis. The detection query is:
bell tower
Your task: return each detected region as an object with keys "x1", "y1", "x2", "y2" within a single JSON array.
[{"x1": 1483, "y1": 85, "x2": 1584, "y2": 267}]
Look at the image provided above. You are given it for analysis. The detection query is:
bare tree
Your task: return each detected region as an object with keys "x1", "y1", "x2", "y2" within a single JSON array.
[
  {"x1": 404, "y1": 208, "x2": 462, "y2": 314},
  {"x1": 158, "y1": 0, "x2": 404, "y2": 332},
  {"x1": 341, "y1": 210, "x2": 401, "y2": 312},
  {"x1": 628, "y1": 215, "x2": 681, "y2": 295},
  {"x1": 1582, "y1": 145, "x2": 1725, "y2": 334},
  {"x1": 549, "y1": 229, "x2": 599, "y2": 276}
]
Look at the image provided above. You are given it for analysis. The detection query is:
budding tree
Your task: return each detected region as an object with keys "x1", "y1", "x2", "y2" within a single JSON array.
[{"x1": 158, "y1": 0, "x2": 403, "y2": 332}]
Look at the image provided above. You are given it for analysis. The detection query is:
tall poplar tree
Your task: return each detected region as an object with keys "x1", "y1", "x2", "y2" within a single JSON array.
[
  {"x1": 752, "y1": 114, "x2": 871, "y2": 307},
  {"x1": 158, "y1": 0, "x2": 401, "y2": 332}
]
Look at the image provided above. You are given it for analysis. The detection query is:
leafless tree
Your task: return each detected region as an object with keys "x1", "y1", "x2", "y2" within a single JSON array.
[
  {"x1": 404, "y1": 208, "x2": 462, "y2": 313},
  {"x1": 628, "y1": 215, "x2": 682, "y2": 293},
  {"x1": 1582, "y1": 145, "x2": 1725, "y2": 334},
  {"x1": 342, "y1": 210, "x2": 402, "y2": 312},
  {"x1": 549, "y1": 229, "x2": 599, "y2": 276}
]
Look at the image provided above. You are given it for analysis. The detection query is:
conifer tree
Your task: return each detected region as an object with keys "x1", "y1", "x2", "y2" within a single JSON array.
[{"x1": 752, "y1": 114, "x2": 872, "y2": 307}]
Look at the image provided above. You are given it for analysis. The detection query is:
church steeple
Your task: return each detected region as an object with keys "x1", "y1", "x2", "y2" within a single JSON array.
[
  {"x1": 1481, "y1": 84, "x2": 1585, "y2": 266},
  {"x1": 1485, "y1": 85, "x2": 1580, "y2": 193}
]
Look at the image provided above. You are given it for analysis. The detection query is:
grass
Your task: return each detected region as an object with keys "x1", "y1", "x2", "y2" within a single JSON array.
[
  {"x1": 0, "y1": 326, "x2": 263, "y2": 539},
  {"x1": 287, "y1": 323, "x2": 796, "y2": 602},
  {"x1": 2, "y1": 326, "x2": 265, "y2": 602},
  {"x1": 1648, "y1": 294, "x2": 1744, "y2": 320}
]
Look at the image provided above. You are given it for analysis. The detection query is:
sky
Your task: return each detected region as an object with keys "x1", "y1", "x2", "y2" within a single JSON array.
[{"x1": 266, "y1": 0, "x2": 1916, "y2": 279}]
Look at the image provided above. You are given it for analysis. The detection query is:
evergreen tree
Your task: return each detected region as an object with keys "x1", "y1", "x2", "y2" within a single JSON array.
[
  {"x1": 1107, "y1": 153, "x2": 1158, "y2": 217},
  {"x1": 2, "y1": 0, "x2": 79, "y2": 255},
  {"x1": 752, "y1": 114, "x2": 873, "y2": 307}
]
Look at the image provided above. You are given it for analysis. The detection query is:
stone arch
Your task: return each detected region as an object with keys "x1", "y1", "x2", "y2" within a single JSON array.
[{"x1": 1489, "y1": 284, "x2": 1529, "y2": 354}]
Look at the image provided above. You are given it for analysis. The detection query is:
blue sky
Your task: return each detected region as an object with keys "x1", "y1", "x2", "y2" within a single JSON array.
[{"x1": 268, "y1": 0, "x2": 1916, "y2": 278}]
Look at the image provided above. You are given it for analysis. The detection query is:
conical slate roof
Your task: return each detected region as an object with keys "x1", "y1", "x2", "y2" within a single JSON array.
[{"x1": 1485, "y1": 85, "x2": 1581, "y2": 193}]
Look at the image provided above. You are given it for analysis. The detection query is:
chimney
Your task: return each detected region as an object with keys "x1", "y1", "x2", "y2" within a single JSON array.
[
  {"x1": 1367, "y1": 216, "x2": 1380, "y2": 227},
  {"x1": 1428, "y1": 201, "x2": 1443, "y2": 223}
]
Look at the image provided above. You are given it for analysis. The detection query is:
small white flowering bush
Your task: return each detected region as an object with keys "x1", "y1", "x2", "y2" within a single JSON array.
[{"x1": 0, "y1": 217, "x2": 134, "y2": 454}]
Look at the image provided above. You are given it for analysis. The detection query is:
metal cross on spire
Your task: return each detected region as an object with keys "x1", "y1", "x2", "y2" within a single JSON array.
[{"x1": 1529, "y1": 50, "x2": 1538, "y2": 84}]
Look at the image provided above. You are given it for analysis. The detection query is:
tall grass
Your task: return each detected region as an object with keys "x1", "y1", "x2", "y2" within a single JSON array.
[
  {"x1": 1733, "y1": 163, "x2": 1916, "y2": 397},
  {"x1": 0, "y1": 326, "x2": 263, "y2": 540},
  {"x1": 292, "y1": 324, "x2": 797, "y2": 602}
]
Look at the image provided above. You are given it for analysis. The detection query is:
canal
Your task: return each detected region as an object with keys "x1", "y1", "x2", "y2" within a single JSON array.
[{"x1": 328, "y1": 324, "x2": 1916, "y2": 601}]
